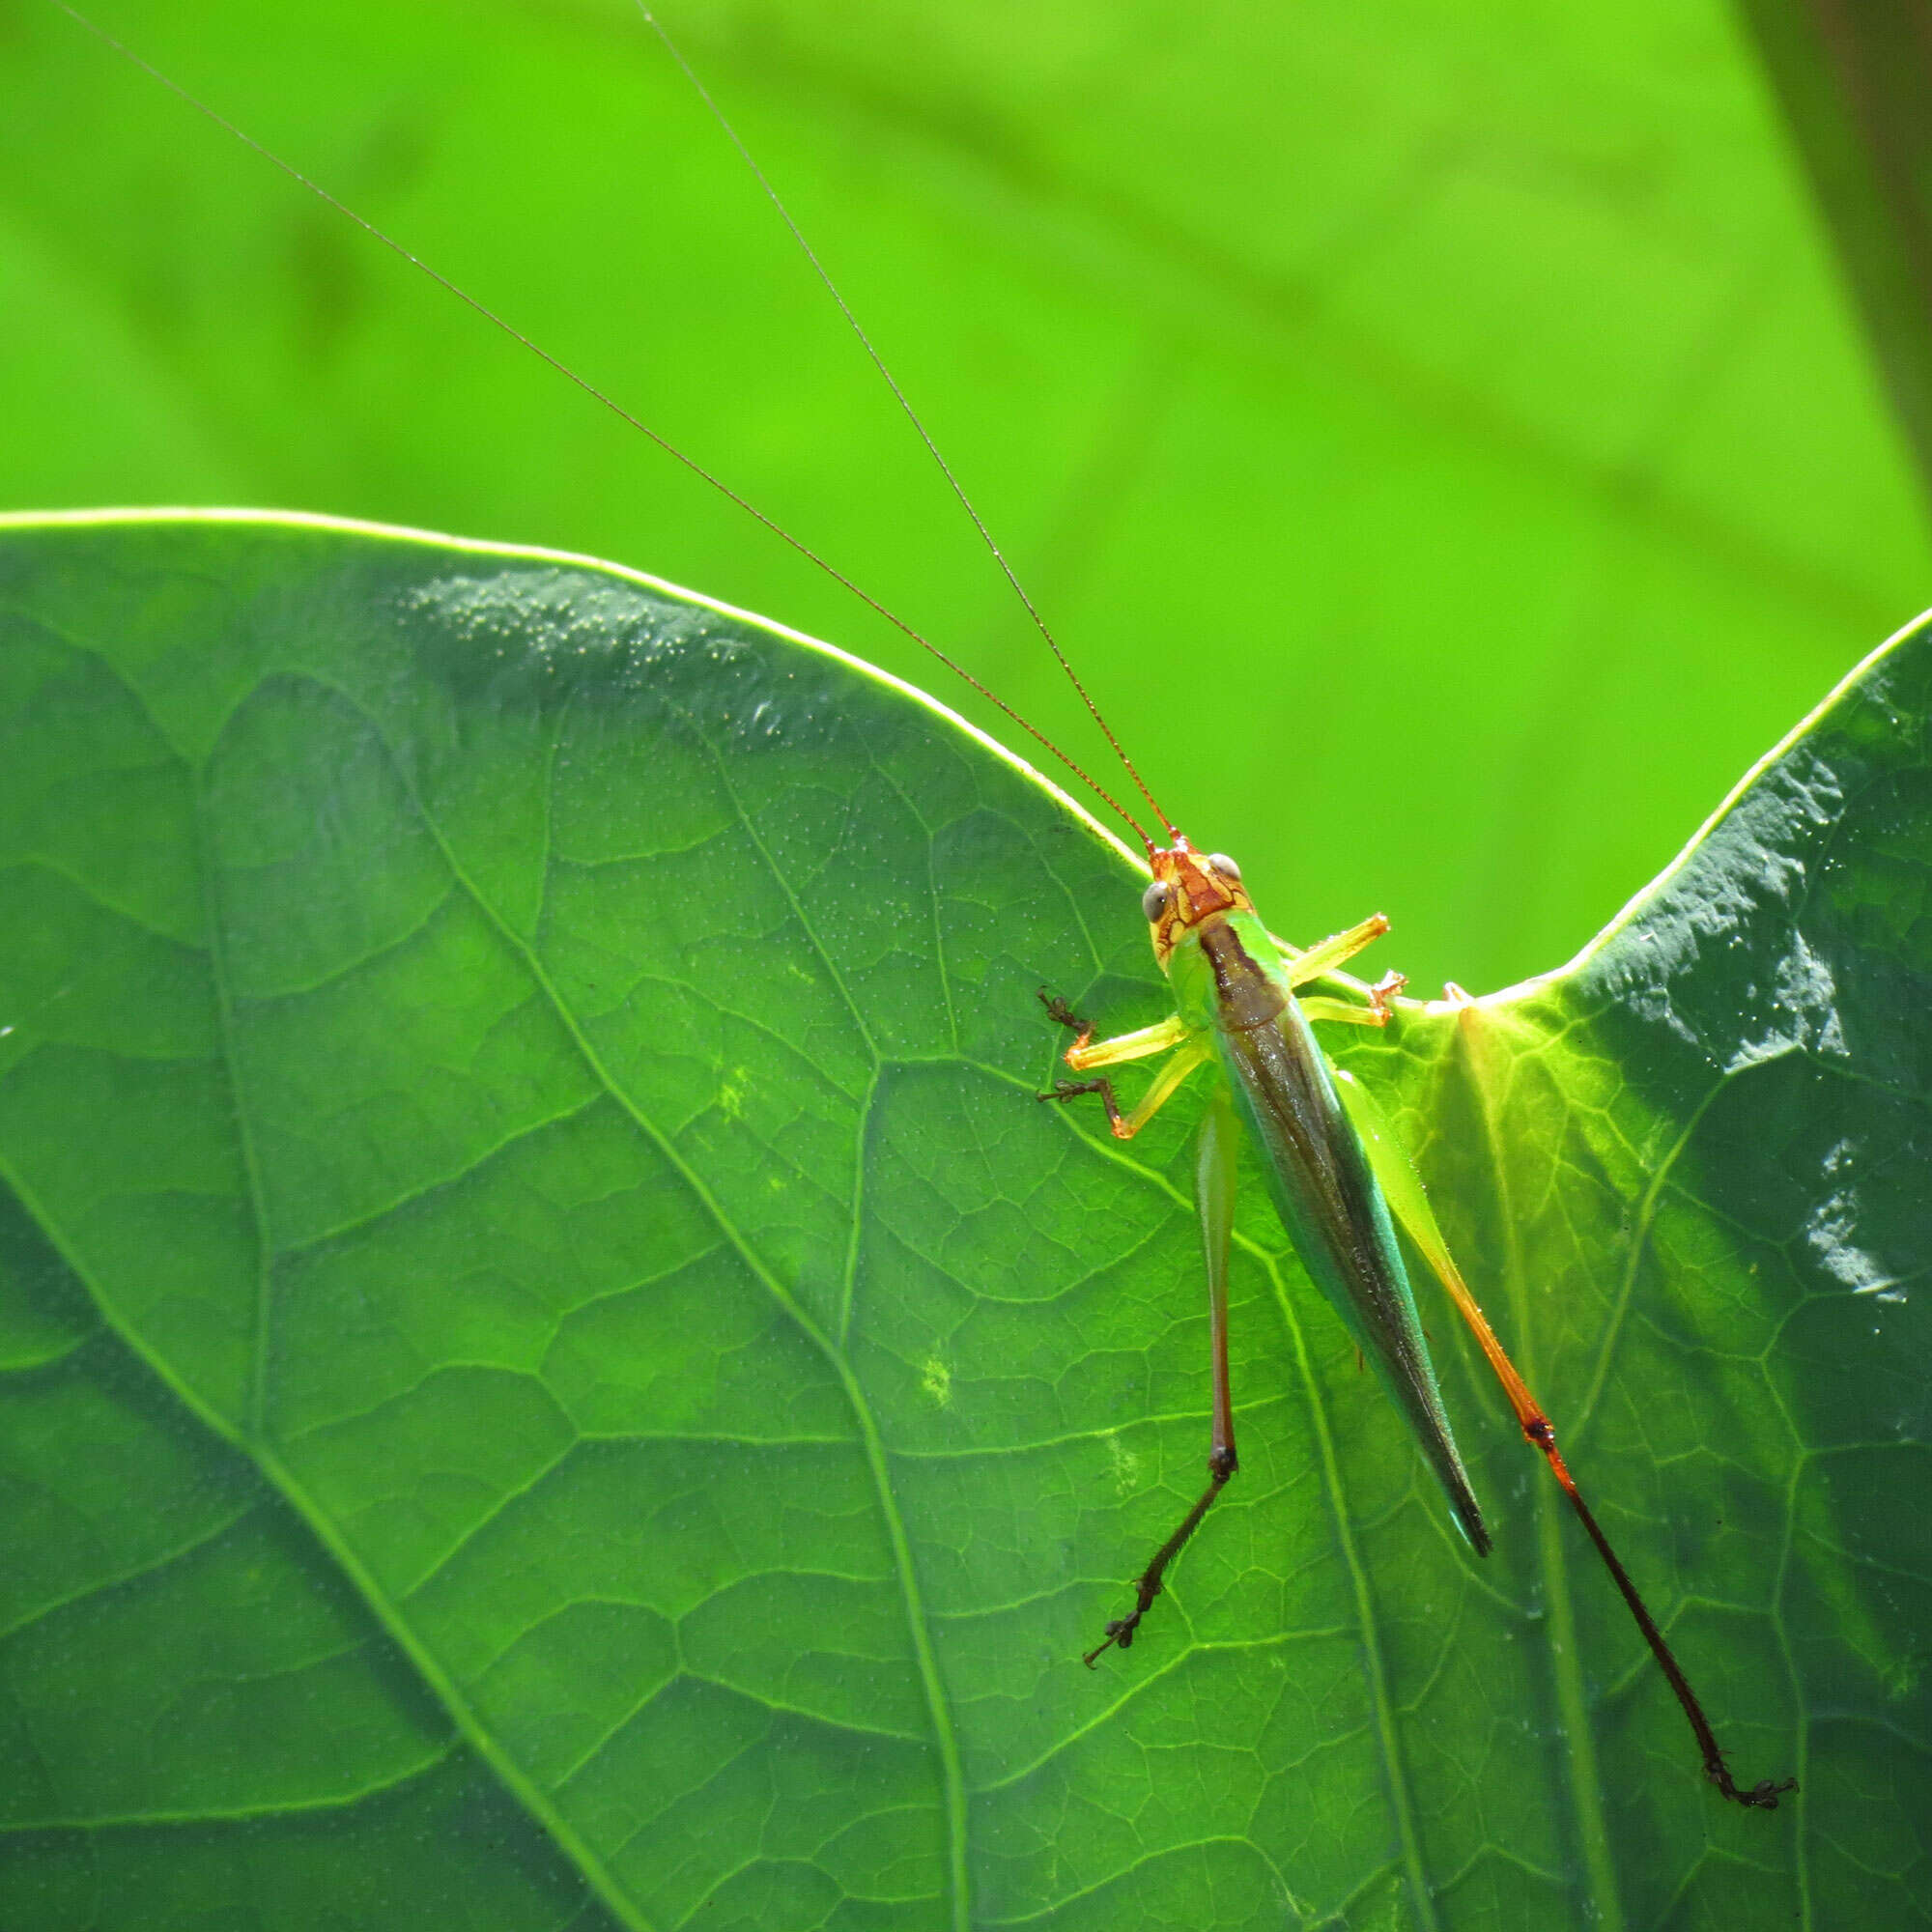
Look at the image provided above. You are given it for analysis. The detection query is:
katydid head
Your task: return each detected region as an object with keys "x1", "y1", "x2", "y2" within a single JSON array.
[{"x1": 1142, "y1": 839, "x2": 1251, "y2": 967}]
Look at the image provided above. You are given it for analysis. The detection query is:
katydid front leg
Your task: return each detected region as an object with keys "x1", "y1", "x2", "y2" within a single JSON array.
[
  {"x1": 1280, "y1": 913, "x2": 1407, "y2": 1025},
  {"x1": 1275, "y1": 911, "x2": 1390, "y2": 982},
  {"x1": 1036, "y1": 992, "x2": 1201, "y2": 1138}
]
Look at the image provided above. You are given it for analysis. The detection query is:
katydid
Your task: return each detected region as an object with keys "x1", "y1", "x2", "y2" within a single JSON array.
[
  {"x1": 60, "y1": 0, "x2": 1796, "y2": 1812},
  {"x1": 1036, "y1": 842, "x2": 1794, "y2": 1807}
]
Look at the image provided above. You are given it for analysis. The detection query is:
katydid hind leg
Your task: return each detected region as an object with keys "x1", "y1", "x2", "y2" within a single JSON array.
[
  {"x1": 1086, "y1": 1086, "x2": 1241, "y2": 1665},
  {"x1": 1331, "y1": 1064, "x2": 1796, "y2": 1809}
]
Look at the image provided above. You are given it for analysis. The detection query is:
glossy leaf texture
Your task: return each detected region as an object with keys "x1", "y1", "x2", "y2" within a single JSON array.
[{"x1": 0, "y1": 511, "x2": 1926, "y2": 1931}]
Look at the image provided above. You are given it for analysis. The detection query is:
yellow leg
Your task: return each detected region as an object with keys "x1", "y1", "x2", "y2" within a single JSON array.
[
  {"x1": 1066, "y1": 1012, "x2": 1191, "y2": 1071},
  {"x1": 1037, "y1": 989, "x2": 1209, "y2": 1139},
  {"x1": 1279, "y1": 912, "x2": 1390, "y2": 986},
  {"x1": 1038, "y1": 990, "x2": 1190, "y2": 1070},
  {"x1": 1038, "y1": 1034, "x2": 1211, "y2": 1140},
  {"x1": 1299, "y1": 968, "x2": 1407, "y2": 1028},
  {"x1": 1298, "y1": 995, "x2": 1385, "y2": 1028}
]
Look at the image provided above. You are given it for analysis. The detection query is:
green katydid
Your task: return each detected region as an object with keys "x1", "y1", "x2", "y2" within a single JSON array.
[
  {"x1": 61, "y1": 0, "x2": 1797, "y2": 1812},
  {"x1": 1034, "y1": 840, "x2": 1794, "y2": 1808}
]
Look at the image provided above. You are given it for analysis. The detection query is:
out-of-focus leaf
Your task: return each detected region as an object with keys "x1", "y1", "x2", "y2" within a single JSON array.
[
  {"x1": 1, "y1": 512, "x2": 1925, "y2": 1929},
  {"x1": 1, "y1": 0, "x2": 1929, "y2": 994},
  {"x1": 1737, "y1": 0, "x2": 1932, "y2": 490}
]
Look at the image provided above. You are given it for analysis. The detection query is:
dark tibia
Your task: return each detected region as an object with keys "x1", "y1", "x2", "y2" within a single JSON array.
[
  {"x1": 1084, "y1": 1449, "x2": 1236, "y2": 1666},
  {"x1": 1037, "y1": 1075, "x2": 1128, "y2": 1133},
  {"x1": 1523, "y1": 1421, "x2": 1797, "y2": 1810}
]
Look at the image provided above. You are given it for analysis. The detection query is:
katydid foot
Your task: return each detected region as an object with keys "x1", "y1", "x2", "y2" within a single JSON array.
[
  {"x1": 1036, "y1": 989, "x2": 1132, "y2": 1132},
  {"x1": 1037, "y1": 987, "x2": 1094, "y2": 1048},
  {"x1": 1368, "y1": 969, "x2": 1407, "y2": 1017},
  {"x1": 1037, "y1": 1075, "x2": 1130, "y2": 1137},
  {"x1": 1084, "y1": 1451, "x2": 1236, "y2": 1666}
]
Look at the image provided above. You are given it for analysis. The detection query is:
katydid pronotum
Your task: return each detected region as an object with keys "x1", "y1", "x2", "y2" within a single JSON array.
[{"x1": 58, "y1": 0, "x2": 1796, "y2": 1811}]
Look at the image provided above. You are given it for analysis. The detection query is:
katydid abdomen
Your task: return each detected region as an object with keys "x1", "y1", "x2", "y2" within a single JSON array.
[{"x1": 1191, "y1": 912, "x2": 1490, "y2": 1555}]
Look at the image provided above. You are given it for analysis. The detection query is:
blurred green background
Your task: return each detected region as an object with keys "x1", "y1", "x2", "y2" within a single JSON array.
[{"x1": 2, "y1": 0, "x2": 1928, "y2": 993}]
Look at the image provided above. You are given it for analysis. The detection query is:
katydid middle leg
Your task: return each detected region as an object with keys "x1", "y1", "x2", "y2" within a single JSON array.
[
  {"x1": 1085, "y1": 1085, "x2": 1242, "y2": 1663},
  {"x1": 1298, "y1": 985, "x2": 1404, "y2": 1028}
]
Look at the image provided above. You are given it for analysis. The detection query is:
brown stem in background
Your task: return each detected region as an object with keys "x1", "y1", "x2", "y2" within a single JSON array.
[{"x1": 1736, "y1": 0, "x2": 1932, "y2": 500}]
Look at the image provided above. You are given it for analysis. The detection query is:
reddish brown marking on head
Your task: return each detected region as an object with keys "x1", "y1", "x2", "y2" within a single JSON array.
[{"x1": 1143, "y1": 838, "x2": 1254, "y2": 966}]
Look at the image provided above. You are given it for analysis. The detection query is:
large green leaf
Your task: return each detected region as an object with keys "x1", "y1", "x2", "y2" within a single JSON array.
[{"x1": 2, "y1": 511, "x2": 1926, "y2": 1928}]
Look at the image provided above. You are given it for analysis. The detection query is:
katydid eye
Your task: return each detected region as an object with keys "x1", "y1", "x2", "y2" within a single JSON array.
[
  {"x1": 1207, "y1": 853, "x2": 1241, "y2": 882},
  {"x1": 1142, "y1": 880, "x2": 1172, "y2": 923}
]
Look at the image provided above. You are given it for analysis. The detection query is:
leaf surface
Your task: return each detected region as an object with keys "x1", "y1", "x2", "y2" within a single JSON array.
[{"x1": 0, "y1": 511, "x2": 1927, "y2": 1930}]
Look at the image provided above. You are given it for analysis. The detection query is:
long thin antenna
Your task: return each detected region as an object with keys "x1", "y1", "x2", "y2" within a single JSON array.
[
  {"x1": 53, "y1": 0, "x2": 1155, "y2": 851},
  {"x1": 635, "y1": 7, "x2": 1178, "y2": 843}
]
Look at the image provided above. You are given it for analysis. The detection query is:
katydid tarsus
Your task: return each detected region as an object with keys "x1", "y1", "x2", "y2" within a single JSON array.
[{"x1": 61, "y1": 0, "x2": 1797, "y2": 1812}]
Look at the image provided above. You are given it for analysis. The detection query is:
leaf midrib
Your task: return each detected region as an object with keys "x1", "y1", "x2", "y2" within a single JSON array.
[{"x1": 408, "y1": 710, "x2": 976, "y2": 1932}]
